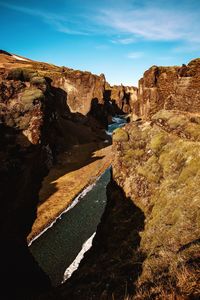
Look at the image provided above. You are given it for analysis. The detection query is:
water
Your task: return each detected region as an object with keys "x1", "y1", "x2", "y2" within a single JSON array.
[
  {"x1": 29, "y1": 115, "x2": 126, "y2": 286},
  {"x1": 106, "y1": 115, "x2": 127, "y2": 135}
]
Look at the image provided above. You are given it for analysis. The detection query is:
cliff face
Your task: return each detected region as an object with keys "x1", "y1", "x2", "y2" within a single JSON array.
[
  {"x1": 136, "y1": 59, "x2": 200, "y2": 119},
  {"x1": 62, "y1": 110, "x2": 200, "y2": 300},
  {"x1": 0, "y1": 52, "x2": 110, "y2": 127},
  {"x1": 0, "y1": 52, "x2": 110, "y2": 299},
  {"x1": 2, "y1": 51, "x2": 200, "y2": 299},
  {"x1": 105, "y1": 83, "x2": 138, "y2": 115},
  {"x1": 112, "y1": 110, "x2": 200, "y2": 298},
  {"x1": 59, "y1": 59, "x2": 200, "y2": 300},
  {"x1": 0, "y1": 66, "x2": 55, "y2": 299},
  {"x1": 52, "y1": 70, "x2": 106, "y2": 115}
]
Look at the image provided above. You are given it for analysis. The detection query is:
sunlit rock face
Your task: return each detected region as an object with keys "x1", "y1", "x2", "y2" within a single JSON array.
[
  {"x1": 59, "y1": 59, "x2": 200, "y2": 300},
  {"x1": 52, "y1": 71, "x2": 106, "y2": 115},
  {"x1": 136, "y1": 59, "x2": 200, "y2": 119},
  {"x1": 105, "y1": 82, "x2": 138, "y2": 115},
  {"x1": 112, "y1": 109, "x2": 200, "y2": 298}
]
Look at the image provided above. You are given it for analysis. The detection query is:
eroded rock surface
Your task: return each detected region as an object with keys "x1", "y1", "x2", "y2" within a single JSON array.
[
  {"x1": 0, "y1": 52, "x2": 110, "y2": 299},
  {"x1": 0, "y1": 66, "x2": 56, "y2": 299},
  {"x1": 136, "y1": 59, "x2": 200, "y2": 119},
  {"x1": 112, "y1": 110, "x2": 200, "y2": 298},
  {"x1": 62, "y1": 110, "x2": 200, "y2": 300},
  {"x1": 105, "y1": 83, "x2": 138, "y2": 115}
]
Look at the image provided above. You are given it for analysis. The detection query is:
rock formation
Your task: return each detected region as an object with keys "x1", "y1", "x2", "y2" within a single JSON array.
[
  {"x1": 61, "y1": 110, "x2": 200, "y2": 300},
  {"x1": 1, "y1": 51, "x2": 200, "y2": 299},
  {"x1": 112, "y1": 110, "x2": 200, "y2": 298},
  {"x1": 0, "y1": 65, "x2": 55, "y2": 299},
  {"x1": 59, "y1": 59, "x2": 200, "y2": 300},
  {"x1": 135, "y1": 59, "x2": 200, "y2": 119},
  {"x1": 0, "y1": 51, "x2": 110, "y2": 299},
  {"x1": 105, "y1": 83, "x2": 138, "y2": 115}
]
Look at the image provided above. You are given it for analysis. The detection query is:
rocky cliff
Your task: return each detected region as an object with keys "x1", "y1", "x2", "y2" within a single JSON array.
[
  {"x1": 1, "y1": 52, "x2": 200, "y2": 300},
  {"x1": 0, "y1": 51, "x2": 111, "y2": 299},
  {"x1": 0, "y1": 63, "x2": 56, "y2": 299},
  {"x1": 59, "y1": 59, "x2": 200, "y2": 300},
  {"x1": 105, "y1": 83, "x2": 138, "y2": 115},
  {"x1": 61, "y1": 109, "x2": 200, "y2": 300},
  {"x1": 135, "y1": 59, "x2": 200, "y2": 119}
]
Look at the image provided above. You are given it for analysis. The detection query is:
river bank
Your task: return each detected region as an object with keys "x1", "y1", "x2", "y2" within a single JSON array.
[{"x1": 28, "y1": 141, "x2": 112, "y2": 243}]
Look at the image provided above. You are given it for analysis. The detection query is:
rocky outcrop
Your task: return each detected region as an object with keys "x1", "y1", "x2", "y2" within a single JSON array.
[
  {"x1": 2, "y1": 51, "x2": 200, "y2": 300},
  {"x1": 136, "y1": 59, "x2": 200, "y2": 119},
  {"x1": 0, "y1": 67, "x2": 56, "y2": 299},
  {"x1": 0, "y1": 52, "x2": 109, "y2": 299},
  {"x1": 105, "y1": 83, "x2": 138, "y2": 115},
  {"x1": 61, "y1": 110, "x2": 200, "y2": 299},
  {"x1": 112, "y1": 110, "x2": 200, "y2": 298},
  {"x1": 52, "y1": 70, "x2": 106, "y2": 116}
]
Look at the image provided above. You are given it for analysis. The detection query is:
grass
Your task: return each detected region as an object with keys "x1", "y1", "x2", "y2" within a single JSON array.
[{"x1": 27, "y1": 143, "x2": 112, "y2": 242}]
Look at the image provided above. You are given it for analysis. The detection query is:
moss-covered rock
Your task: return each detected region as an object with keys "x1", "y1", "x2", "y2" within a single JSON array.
[
  {"x1": 113, "y1": 128, "x2": 129, "y2": 142},
  {"x1": 21, "y1": 88, "x2": 44, "y2": 110},
  {"x1": 7, "y1": 68, "x2": 38, "y2": 82},
  {"x1": 111, "y1": 109, "x2": 200, "y2": 298}
]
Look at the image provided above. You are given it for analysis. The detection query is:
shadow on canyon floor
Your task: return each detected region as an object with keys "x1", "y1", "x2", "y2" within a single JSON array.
[
  {"x1": 59, "y1": 177, "x2": 146, "y2": 300},
  {"x1": 38, "y1": 149, "x2": 106, "y2": 205}
]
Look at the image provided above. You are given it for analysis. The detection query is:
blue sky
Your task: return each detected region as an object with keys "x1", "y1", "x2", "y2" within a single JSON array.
[{"x1": 0, "y1": 0, "x2": 200, "y2": 86}]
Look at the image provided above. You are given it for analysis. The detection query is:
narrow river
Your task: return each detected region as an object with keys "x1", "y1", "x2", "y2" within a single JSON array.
[{"x1": 29, "y1": 116, "x2": 126, "y2": 286}]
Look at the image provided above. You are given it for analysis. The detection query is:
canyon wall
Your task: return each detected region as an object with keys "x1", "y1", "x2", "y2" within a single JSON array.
[
  {"x1": 135, "y1": 58, "x2": 200, "y2": 119},
  {"x1": 1, "y1": 52, "x2": 200, "y2": 299},
  {"x1": 105, "y1": 83, "x2": 138, "y2": 115},
  {"x1": 0, "y1": 52, "x2": 111, "y2": 299},
  {"x1": 0, "y1": 66, "x2": 56, "y2": 299},
  {"x1": 60, "y1": 59, "x2": 200, "y2": 299}
]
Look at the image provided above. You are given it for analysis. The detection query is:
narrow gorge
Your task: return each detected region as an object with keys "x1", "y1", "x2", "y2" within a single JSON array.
[{"x1": 0, "y1": 51, "x2": 199, "y2": 300}]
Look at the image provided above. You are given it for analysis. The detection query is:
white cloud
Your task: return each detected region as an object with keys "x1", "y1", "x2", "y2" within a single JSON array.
[
  {"x1": 1, "y1": 0, "x2": 200, "y2": 50},
  {"x1": 95, "y1": 4, "x2": 200, "y2": 44},
  {"x1": 111, "y1": 37, "x2": 136, "y2": 45},
  {"x1": 173, "y1": 42, "x2": 200, "y2": 53},
  {"x1": 127, "y1": 52, "x2": 144, "y2": 59}
]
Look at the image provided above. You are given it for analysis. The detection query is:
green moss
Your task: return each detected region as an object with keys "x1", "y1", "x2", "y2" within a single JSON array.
[
  {"x1": 124, "y1": 148, "x2": 144, "y2": 162},
  {"x1": 184, "y1": 123, "x2": 200, "y2": 140},
  {"x1": 158, "y1": 141, "x2": 186, "y2": 177},
  {"x1": 178, "y1": 157, "x2": 200, "y2": 183},
  {"x1": 152, "y1": 109, "x2": 175, "y2": 121},
  {"x1": 150, "y1": 131, "x2": 169, "y2": 153},
  {"x1": 137, "y1": 155, "x2": 162, "y2": 183},
  {"x1": 7, "y1": 68, "x2": 23, "y2": 81},
  {"x1": 168, "y1": 115, "x2": 188, "y2": 129},
  {"x1": 21, "y1": 88, "x2": 44, "y2": 109},
  {"x1": 30, "y1": 76, "x2": 46, "y2": 85},
  {"x1": 113, "y1": 128, "x2": 129, "y2": 142},
  {"x1": 7, "y1": 68, "x2": 38, "y2": 82},
  {"x1": 23, "y1": 69, "x2": 38, "y2": 81}
]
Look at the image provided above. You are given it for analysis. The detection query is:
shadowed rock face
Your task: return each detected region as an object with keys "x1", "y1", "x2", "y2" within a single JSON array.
[
  {"x1": 52, "y1": 71, "x2": 106, "y2": 116},
  {"x1": 0, "y1": 68, "x2": 55, "y2": 299},
  {"x1": 63, "y1": 110, "x2": 200, "y2": 300},
  {"x1": 0, "y1": 53, "x2": 109, "y2": 299},
  {"x1": 135, "y1": 58, "x2": 200, "y2": 119},
  {"x1": 105, "y1": 83, "x2": 138, "y2": 115}
]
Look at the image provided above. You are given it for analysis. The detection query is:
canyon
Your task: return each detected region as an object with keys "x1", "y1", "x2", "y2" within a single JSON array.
[{"x1": 0, "y1": 51, "x2": 199, "y2": 299}]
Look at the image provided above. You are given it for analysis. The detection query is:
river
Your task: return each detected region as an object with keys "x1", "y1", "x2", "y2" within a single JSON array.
[{"x1": 29, "y1": 115, "x2": 126, "y2": 286}]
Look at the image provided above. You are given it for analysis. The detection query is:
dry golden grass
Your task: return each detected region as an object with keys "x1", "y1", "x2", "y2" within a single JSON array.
[{"x1": 27, "y1": 143, "x2": 112, "y2": 243}]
